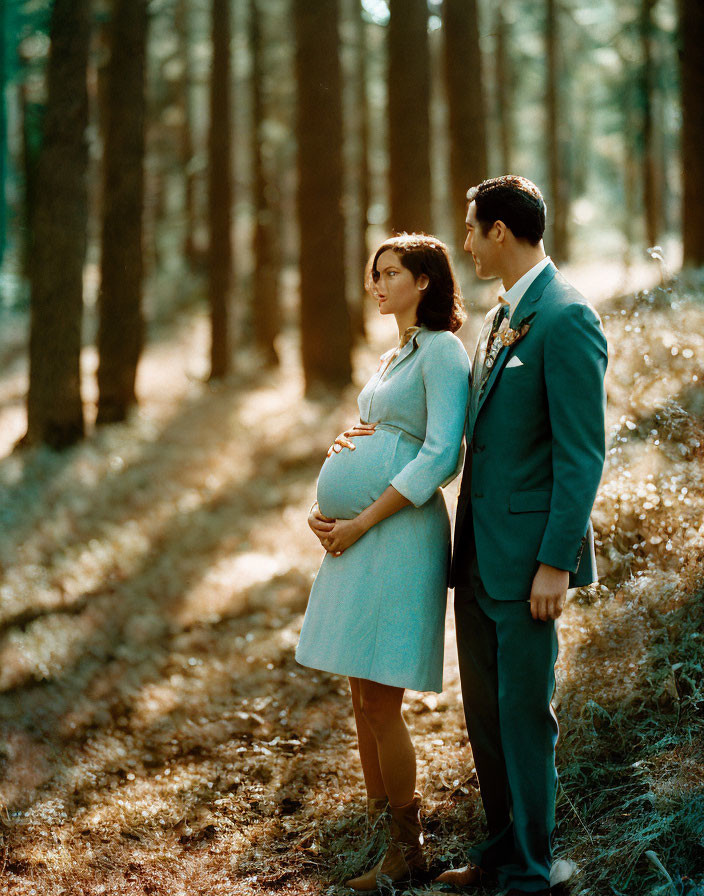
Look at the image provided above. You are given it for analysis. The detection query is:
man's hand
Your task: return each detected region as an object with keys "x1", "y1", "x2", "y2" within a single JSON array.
[
  {"x1": 529, "y1": 563, "x2": 569, "y2": 621},
  {"x1": 308, "y1": 503, "x2": 336, "y2": 546},
  {"x1": 326, "y1": 422, "x2": 378, "y2": 457}
]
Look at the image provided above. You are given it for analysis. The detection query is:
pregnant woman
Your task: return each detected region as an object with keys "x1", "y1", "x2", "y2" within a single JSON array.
[{"x1": 296, "y1": 234, "x2": 470, "y2": 890}]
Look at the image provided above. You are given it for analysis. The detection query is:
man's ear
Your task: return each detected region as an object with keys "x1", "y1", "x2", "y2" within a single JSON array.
[
  {"x1": 493, "y1": 220, "x2": 507, "y2": 244},
  {"x1": 417, "y1": 274, "x2": 430, "y2": 291}
]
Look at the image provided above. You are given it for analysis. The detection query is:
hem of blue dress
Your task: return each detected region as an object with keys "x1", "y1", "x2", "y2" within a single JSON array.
[{"x1": 295, "y1": 652, "x2": 443, "y2": 694}]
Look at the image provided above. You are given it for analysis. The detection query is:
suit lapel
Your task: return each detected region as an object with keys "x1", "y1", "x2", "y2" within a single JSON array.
[
  {"x1": 468, "y1": 262, "x2": 558, "y2": 440},
  {"x1": 468, "y1": 304, "x2": 506, "y2": 430},
  {"x1": 472, "y1": 304, "x2": 503, "y2": 378},
  {"x1": 467, "y1": 344, "x2": 511, "y2": 440},
  {"x1": 508, "y1": 261, "x2": 557, "y2": 327}
]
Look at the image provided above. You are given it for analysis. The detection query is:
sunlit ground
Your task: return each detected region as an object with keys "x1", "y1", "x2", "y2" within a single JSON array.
[{"x1": 0, "y1": 256, "x2": 702, "y2": 895}]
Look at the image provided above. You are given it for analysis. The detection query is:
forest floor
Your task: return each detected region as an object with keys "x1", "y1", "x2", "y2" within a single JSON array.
[{"x1": 0, "y1": 257, "x2": 703, "y2": 896}]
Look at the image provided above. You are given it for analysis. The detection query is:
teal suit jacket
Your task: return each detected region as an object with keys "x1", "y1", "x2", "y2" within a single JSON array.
[{"x1": 452, "y1": 262, "x2": 608, "y2": 601}]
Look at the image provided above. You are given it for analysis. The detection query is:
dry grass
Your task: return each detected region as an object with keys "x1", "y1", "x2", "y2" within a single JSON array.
[{"x1": 0, "y1": 268, "x2": 702, "y2": 895}]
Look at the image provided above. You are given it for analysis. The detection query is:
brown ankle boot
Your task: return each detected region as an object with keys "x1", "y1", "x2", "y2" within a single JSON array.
[
  {"x1": 345, "y1": 792, "x2": 425, "y2": 891},
  {"x1": 366, "y1": 796, "x2": 389, "y2": 829}
]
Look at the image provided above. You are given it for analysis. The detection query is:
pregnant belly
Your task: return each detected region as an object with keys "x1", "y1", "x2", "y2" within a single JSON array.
[{"x1": 316, "y1": 427, "x2": 418, "y2": 519}]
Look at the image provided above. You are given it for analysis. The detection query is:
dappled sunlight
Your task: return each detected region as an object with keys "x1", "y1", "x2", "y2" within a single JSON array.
[
  {"x1": 0, "y1": 311, "x2": 332, "y2": 642},
  {"x1": 561, "y1": 250, "x2": 681, "y2": 306},
  {"x1": 175, "y1": 551, "x2": 297, "y2": 627},
  {"x1": 1, "y1": 280, "x2": 703, "y2": 893}
]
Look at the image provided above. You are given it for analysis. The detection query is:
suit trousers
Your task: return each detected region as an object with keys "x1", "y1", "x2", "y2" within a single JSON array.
[{"x1": 454, "y1": 555, "x2": 559, "y2": 893}]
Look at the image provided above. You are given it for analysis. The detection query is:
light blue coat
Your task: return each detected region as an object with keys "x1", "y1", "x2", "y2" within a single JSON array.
[
  {"x1": 297, "y1": 326, "x2": 470, "y2": 692},
  {"x1": 362, "y1": 327, "x2": 471, "y2": 505}
]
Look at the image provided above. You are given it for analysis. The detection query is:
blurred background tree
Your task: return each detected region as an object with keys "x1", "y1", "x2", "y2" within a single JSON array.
[
  {"x1": 175, "y1": 0, "x2": 198, "y2": 268},
  {"x1": 344, "y1": 0, "x2": 370, "y2": 341},
  {"x1": 96, "y1": 0, "x2": 148, "y2": 422},
  {"x1": 680, "y1": 0, "x2": 704, "y2": 267},
  {"x1": 387, "y1": 0, "x2": 432, "y2": 234},
  {"x1": 442, "y1": 0, "x2": 488, "y2": 250},
  {"x1": 0, "y1": 0, "x2": 7, "y2": 271},
  {"x1": 494, "y1": 5, "x2": 513, "y2": 176},
  {"x1": 250, "y1": 0, "x2": 281, "y2": 367},
  {"x1": 639, "y1": 0, "x2": 661, "y2": 249},
  {"x1": 294, "y1": 0, "x2": 352, "y2": 393},
  {"x1": 546, "y1": 0, "x2": 569, "y2": 262},
  {"x1": 207, "y1": 0, "x2": 233, "y2": 380},
  {"x1": 22, "y1": 0, "x2": 89, "y2": 448},
  {"x1": 0, "y1": 0, "x2": 699, "y2": 448}
]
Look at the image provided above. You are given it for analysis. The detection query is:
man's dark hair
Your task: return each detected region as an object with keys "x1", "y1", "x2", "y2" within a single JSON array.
[{"x1": 467, "y1": 175, "x2": 546, "y2": 245}]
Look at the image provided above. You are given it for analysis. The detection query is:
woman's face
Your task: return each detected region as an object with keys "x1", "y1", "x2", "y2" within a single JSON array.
[{"x1": 372, "y1": 249, "x2": 427, "y2": 320}]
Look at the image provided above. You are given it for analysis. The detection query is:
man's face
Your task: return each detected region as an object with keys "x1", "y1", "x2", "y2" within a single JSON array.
[{"x1": 464, "y1": 200, "x2": 499, "y2": 280}]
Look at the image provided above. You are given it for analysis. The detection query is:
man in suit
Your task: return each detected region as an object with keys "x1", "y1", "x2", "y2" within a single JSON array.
[{"x1": 436, "y1": 175, "x2": 608, "y2": 895}]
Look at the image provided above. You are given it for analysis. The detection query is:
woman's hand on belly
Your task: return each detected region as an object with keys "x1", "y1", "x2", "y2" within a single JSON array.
[
  {"x1": 324, "y1": 516, "x2": 366, "y2": 556},
  {"x1": 308, "y1": 502, "x2": 336, "y2": 548},
  {"x1": 326, "y1": 421, "x2": 378, "y2": 457},
  {"x1": 323, "y1": 485, "x2": 412, "y2": 556}
]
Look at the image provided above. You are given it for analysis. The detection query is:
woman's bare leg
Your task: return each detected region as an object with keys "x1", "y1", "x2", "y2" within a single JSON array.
[
  {"x1": 349, "y1": 677, "x2": 387, "y2": 800},
  {"x1": 358, "y1": 679, "x2": 415, "y2": 806}
]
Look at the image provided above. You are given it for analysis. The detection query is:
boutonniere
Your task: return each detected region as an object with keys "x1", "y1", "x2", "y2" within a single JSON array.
[{"x1": 486, "y1": 312, "x2": 536, "y2": 368}]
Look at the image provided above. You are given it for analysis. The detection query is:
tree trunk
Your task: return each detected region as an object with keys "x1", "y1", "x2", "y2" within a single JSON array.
[
  {"x1": 388, "y1": 0, "x2": 431, "y2": 234},
  {"x1": 352, "y1": 0, "x2": 370, "y2": 339},
  {"x1": 22, "y1": 0, "x2": 89, "y2": 449},
  {"x1": 250, "y1": 0, "x2": 280, "y2": 366},
  {"x1": 495, "y1": 5, "x2": 513, "y2": 175},
  {"x1": 175, "y1": 0, "x2": 198, "y2": 267},
  {"x1": 679, "y1": 0, "x2": 704, "y2": 266},
  {"x1": 640, "y1": 0, "x2": 660, "y2": 248},
  {"x1": 294, "y1": 0, "x2": 352, "y2": 393},
  {"x1": 545, "y1": 0, "x2": 568, "y2": 262},
  {"x1": 443, "y1": 0, "x2": 488, "y2": 248},
  {"x1": 19, "y1": 85, "x2": 43, "y2": 285},
  {"x1": 96, "y1": 0, "x2": 148, "y2": 423},
  {"x1": 623, "y1": 93, "x2": 639, "y2": 266},
  {"x1": 0, "y1": 0, "x2": 6, "y2": 270},
  {"x1": 207, "y1": 0, "x2": 233, "y2": 379},
  {"x1": 572, "y1": 83, "x2": 591, "y2": 199}
]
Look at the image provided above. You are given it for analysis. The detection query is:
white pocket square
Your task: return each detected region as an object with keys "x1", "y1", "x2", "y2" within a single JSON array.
[{"x1": 506, "y1": 356, "x2": 524, "y2": 368}]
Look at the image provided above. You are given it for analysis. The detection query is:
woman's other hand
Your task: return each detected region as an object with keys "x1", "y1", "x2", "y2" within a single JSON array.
[
  {"x1": 326, "y1": 422, "x2": 378, "y2": 457},
  {"x1": 324, "y1": 517, "x2": 366, "y2": 556},
  {"x1": 308, "y1": 502, "x2": 336, "y2": 545}
]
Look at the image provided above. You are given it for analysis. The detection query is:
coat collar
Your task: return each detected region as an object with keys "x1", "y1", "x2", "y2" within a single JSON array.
[
  {"x1": 381, "y1": 325, "x2": 427, "y2": 377},
  {"x1": 509, "y1": 261, "x2": 557, "y2": 326}
]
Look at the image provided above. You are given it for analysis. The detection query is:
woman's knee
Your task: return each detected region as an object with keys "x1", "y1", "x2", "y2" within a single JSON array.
[{"x1": 359, "y1": 683, "x2": 403, "y2": 732}]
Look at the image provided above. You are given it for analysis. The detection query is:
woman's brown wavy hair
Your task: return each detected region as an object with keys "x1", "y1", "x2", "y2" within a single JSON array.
[{"x1": 367, "y1": 233, "x2": 466, "y2": 333}]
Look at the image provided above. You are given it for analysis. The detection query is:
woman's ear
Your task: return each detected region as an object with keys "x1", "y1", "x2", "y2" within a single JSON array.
[{"x1": 417, "y1": 274, "x2": 429, "y2": 291}]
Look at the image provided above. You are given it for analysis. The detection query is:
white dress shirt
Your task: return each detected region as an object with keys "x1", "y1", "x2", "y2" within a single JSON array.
[{"x1": 498, "y1": 256, "x2": 552, "y2": 324}]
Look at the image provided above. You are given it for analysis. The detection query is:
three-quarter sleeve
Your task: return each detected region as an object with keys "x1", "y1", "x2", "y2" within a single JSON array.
[{"x1": 390, "y1": 332, "x2": 470, "y2": 507}]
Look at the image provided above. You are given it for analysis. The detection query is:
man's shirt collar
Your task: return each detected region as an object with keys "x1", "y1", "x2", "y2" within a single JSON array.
[{"x1": 498, "y1": 256, "x2": 552, "y2": 318}]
